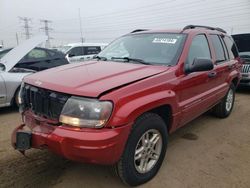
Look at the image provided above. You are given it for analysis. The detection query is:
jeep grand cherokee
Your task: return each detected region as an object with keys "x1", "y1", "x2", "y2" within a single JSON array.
[{"x1": 12, "y1": 25, "x2": 241, "y2": 186}]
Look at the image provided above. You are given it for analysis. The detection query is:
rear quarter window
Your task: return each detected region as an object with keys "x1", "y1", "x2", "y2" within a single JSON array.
[{"x1": 223, "y1": 36, "x2": 239, "y2": 59}]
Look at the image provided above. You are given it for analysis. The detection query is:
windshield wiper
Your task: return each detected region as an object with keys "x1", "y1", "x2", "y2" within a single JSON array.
[
  {"x1": 111, "y1": 57, "x2": 151, "y2": 65},
  {"x1": 93, "y1": 55, "x2": 107, "y2": 61}
]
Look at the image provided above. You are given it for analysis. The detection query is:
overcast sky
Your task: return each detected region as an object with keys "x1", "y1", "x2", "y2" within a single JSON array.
[{"x1": 0, "y1": 0, "x2": 250, "y2": 47}]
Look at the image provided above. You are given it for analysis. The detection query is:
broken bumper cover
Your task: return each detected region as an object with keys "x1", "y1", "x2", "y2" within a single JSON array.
[{"x1": 12, "y1": 122, "x2": 131, "y2": 165}]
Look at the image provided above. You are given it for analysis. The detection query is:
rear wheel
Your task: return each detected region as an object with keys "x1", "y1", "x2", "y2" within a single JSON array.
[
  {"x1": 212, "y1": 83, "x2": 235, "y2": 118},
  {"x1": 115, "y1": 113, "x2": 168, "y2": 186}
]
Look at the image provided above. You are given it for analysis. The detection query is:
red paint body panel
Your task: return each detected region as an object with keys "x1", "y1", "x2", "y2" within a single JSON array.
[
  {"x1": 12, "y1": 111, "x2": 131, "y2": 165},
  {"x1": 12, "y1": 28, "x2": 241, "y2": 165},
  {"x1": 24, "y1": 61, "x2": 168, "y2": 97}
]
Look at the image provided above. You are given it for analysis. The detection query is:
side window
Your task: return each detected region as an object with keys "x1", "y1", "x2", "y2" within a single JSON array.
[
  {"x1": 223, "y1": 36, "x2": 239, "y2": 59},
  {"x1": 68, "y1": 47, "x2": 84, "y2": 56},
  {"x1": 47, "y1": 49, "x2": 57, "y2": 57},
  {"x1": 84, "y1": 46, "x2": 101, "y2": 55},
  {"x1": 210, "y1": 35, "x2": 226, "y2": 63},
  {"x1": 219, "y1": 36, "x2": 229, "y2": 60},
  {"x1": 187, "y1": 35, "x2": 211, "y2": 65},
  {"x1": 26, "y1": 49, "x2": 48, "y2": 59}
]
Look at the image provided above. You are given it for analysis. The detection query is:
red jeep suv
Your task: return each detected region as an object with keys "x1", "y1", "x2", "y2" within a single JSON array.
[{"x1": 12, "y1": 25, "x2": 241, "y2": 186}]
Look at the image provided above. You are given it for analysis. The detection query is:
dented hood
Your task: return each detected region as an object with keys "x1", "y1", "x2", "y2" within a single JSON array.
[
  {"x1": 0, "y1": 35, "x2": 48, "y2": 72},
  {"x1": 24, "y1": 61, "x2": 168, "y2": 97}
]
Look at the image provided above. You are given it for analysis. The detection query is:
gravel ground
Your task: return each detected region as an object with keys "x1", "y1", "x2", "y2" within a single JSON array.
[{"x1": 0, "y1": 88, "x2": 250, "y2": 188}]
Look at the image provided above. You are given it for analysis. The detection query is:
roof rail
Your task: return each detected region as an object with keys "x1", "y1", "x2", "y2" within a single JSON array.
[
  {"x1": 131, "y1": 29, "x2": 148, "y2": 33},
  {"x1": 183, "y1": 25, "x2": 227, "y2": 34}
]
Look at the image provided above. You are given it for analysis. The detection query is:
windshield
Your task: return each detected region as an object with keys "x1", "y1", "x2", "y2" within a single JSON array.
[
  {"x1": 58, "y1": 45, "x2": 72, "y2": 53},
  {"x1": 98, "y1": 33, "x2": 186, "y2": 65}
]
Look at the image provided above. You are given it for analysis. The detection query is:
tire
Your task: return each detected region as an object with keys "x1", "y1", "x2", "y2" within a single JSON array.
[
  {"x1": 115, "y1": 113, "x2": 168, "y2": 186},
  {"x1": 212, "y1": 83, "x2": 235, "y2": 118}
]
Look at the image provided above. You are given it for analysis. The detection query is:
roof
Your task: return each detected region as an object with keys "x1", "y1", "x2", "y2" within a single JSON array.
[{"x1": 129, "y1": 25, "x2": 228, "y2": 35}]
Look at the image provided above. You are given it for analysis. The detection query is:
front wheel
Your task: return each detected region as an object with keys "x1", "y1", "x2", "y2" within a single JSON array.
[
  {"x1": 115, "y1": 113, "x2": 168, "y2": 186},
  {"x1": 212, "y1": 83, "x2": 235, "y2": 118}
]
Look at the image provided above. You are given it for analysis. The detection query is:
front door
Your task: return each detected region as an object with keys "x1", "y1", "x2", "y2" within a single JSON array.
[
  {"x1": 177, "y1": 34, "x2": 218, "y2": 126},
  {"x1": 67, "y1": 47, "x2": 85, "y2": 63}
]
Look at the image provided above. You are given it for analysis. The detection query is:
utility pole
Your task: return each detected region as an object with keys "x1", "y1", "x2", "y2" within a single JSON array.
[
  {"x1": 16, "y1": 33, "x2": 19, "y2": 45},
  {"x1": 78, "y1": 8, "x2": 84, "y2": 43},
  {"x1": 19, "y1": 17, "x2": 32, "y2": 39},
  {"x1": 40, "y1": 19, "x2": 53, "y2": 48}
]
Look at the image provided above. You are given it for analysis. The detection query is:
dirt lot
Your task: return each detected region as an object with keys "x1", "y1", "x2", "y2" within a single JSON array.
[{"x1": 0, "y1": 88, "x2": 250, "y2": 188}]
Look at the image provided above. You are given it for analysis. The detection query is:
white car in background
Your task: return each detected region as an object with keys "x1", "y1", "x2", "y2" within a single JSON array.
[
  {"x1": 58, "y1": 43, "x2": 108, "y2": 63},
  {"x1": 0, "y1": 35, "x2": 69, "y2": 108}
]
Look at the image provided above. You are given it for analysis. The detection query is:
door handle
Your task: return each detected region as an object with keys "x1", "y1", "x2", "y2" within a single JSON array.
[{"x1": 208, "y1": 71, "x2": 217, "y2": 78}]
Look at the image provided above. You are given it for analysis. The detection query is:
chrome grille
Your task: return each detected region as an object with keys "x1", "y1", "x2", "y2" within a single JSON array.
[
  {"x1": 242, "y1": 64, "x2": 250, "y2": 73},
  {"x1": 20, "y1": 84, "x2": 69, "y2": 120}
]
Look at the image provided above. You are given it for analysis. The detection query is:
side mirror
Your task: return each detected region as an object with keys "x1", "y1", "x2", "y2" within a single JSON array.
[
  {"x1": 185, "y1": 58, "x2": 214, "y2": 74},
  {"x1": 68, "y1": 53, "x2": 75, "y2": 57}
]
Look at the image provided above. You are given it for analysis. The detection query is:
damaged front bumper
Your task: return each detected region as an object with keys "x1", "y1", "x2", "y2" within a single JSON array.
[{"x1": 11, "y1": 119, "x2": 132, "y2": 165}]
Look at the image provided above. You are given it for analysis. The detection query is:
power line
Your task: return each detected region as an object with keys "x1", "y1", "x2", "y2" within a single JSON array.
[
  {"x1": 40, "y1": 19, "x2": 53, "y2": 48},
  {"x1": 19, "y1": 17, "x2": 32, "y2": 39},
  {"x1": 52, "y1": 0, "x2": 247, "y2": 23},
  {"x1": 53, "y1": 0, "x2": 177, "y2": 22},
  {"x1": 53, "y1": 12, "x2": 249, "y2": 33},
  {"x1": 51, "y1": 3, "x2": 249, "y2": 32}
]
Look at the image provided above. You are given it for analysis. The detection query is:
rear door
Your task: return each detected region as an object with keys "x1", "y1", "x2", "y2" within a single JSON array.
[{"x1": 209, "y1": 34, "x2": 236, "y2": 99}]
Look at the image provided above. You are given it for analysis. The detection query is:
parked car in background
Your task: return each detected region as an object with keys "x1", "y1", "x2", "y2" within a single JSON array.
[
  {"x1": 0, "y1": 47, "x2": 68, "y2": 71},
  {"x1": 12, "y1": 25, "x2": 241, "y2": 186},
  {"x1": 58, "y1": 42, "x2": 108, "y2": 63},
  {"x1": 232, "y1": 33, "x2": 250, "y2": 87},
  {"x1": 0, "y1": 36, "x2": 69, "y2": 108}
]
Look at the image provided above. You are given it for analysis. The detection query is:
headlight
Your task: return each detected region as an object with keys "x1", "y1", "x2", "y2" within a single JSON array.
[{"x1": 59, "y1": 97, "x2": 113, "y2": 128}]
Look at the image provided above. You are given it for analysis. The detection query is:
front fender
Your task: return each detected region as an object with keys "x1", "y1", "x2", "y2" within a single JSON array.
[{"x1": 108, "y1": 90, "x2": 177, "y2": 126}]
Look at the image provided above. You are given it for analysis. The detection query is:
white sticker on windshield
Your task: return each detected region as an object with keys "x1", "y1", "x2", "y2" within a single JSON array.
[{"x1": 152, "y1": 38, "x2": 177, "y2": 44}]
